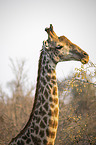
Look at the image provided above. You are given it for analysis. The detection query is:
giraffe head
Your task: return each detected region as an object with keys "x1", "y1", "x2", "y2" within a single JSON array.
[{"x1": 44, "y1": 24, "x2": 89, "y2": 64}]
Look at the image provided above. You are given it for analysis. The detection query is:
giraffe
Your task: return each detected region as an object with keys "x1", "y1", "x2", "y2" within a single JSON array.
[{"x1": 9, "y1": 24, "x2": 89, "y2": 145}]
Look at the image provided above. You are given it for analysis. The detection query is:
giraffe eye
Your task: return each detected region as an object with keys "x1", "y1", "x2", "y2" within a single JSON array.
[{"x1": 56, "y1": 45, "x2": 63, "y2": 49}]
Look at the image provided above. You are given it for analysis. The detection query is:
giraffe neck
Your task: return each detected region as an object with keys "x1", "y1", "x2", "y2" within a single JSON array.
[
  {"x1": 31, "y1": 49, "x2": 59, "y2": 144},
  {"x1": 9, "y1": 48, "x2": 59, "y2": 145}
]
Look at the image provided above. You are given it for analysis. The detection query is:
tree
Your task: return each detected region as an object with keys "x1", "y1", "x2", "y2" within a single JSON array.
[
  {"x1": 55, "y1": 62, "x2": 96, "y2": 145},
  {"x1": 0, "y1": 59, "x2": 34, "y2": 144}
]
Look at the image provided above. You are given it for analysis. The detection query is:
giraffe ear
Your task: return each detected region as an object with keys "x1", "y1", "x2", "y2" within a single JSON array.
[{"x1": 43, "y1": 40, "x2": 49, "y2": 49}]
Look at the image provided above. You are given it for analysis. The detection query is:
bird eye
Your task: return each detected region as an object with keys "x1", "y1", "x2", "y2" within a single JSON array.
[{"x1": 56, "y1": 45, "x2": 63, "y2": 49}]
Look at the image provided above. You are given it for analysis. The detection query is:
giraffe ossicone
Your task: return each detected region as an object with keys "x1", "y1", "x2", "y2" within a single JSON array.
[{"x1": 9, "y1": 24, "x2": 89, "y2": 145}]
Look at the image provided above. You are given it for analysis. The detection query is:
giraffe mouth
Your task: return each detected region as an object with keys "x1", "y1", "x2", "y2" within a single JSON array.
[{"x1": 81, "y1": 55, "x2": 89, "y2": 64}]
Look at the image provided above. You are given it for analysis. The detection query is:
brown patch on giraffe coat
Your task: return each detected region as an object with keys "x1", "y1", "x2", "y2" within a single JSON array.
[
  {"x1": 40, "y1": 95, "x2": 46, "y2": 104},
  {"x1": 49, "y1": 97, "x2": 58, "y2": 105},
  {"x1": 54, "y1": 107, "x2": 59, "y2": 117},
  {"x1": 26, "y1": 138, "x2": 31, "y2": 144},
  {"x1": 46, "y1": 84, "x2": 51, "y2": 93},
  {"x1": 31, "y1": 135, "x2": 41, "y2": 145},
  {"x1": 48, "y1": 68, "x2": 52, "y2": 73},
  {"x1": 17, "y1": 140, "x2": 24, "y2": 145},
  {"x1": 40, "y1": 85, "x2": 44, "y2": 94},
  {"x1": 43, "y1": 58, "x2": 46, "y2": 65},
  {"x1": 36, "y1": 101, "x2": 40, "y2": 108},
  {"x1": 35, "y1": 125, "x2": 39, "y2": 134},
  {"x1": 39, "y1": 107, "x2": 46, "y2": 116},
  {"x1": 52, "y1": 86, "x2": 57, "y2": 95},
  {"x1": 44, "y1": 89, "x2": 49, "y2": 99},
  {"x1": 54, "y1": 98, "x2": 58, "y2": 104},
  {"x1": 22, "y1": 135, "x2": 27, "y2": 140},
  {"x1": 48, "y1": 107, "x2": 58, "y2": 117},
  {"x1": 49, "y1": 96, "x2": 53, "y2": 102},
  {"x1": 50, "y1": 103, "x2": 54, "y2": 108},
  {"x1": 34, "y1": 109, "x2": 38, "y2": 115},
  {"x1": 45, "y1": 65, "x2": 48, "y2": 71},
  {"x1": 48, "y1": 107, "x2": 58, "y2": 118},
  {"x1": 44, "y1": 55, "x2": 46, "y2": 61},
  {"x1": 40, "y1": 130, "x2": 44, "y2": 138},
  {"x1": 43, "y1": 139, "x2": 54, "y2": 145},
  {"x1": 40, "y1": 120, "x2": 46, "y2": 128},
  {"x1": 51, "y1": 79, "x2": 56, "y2": 85},
  {"x1": 46, "y1": 84, "x2": 50, "y2": 90},
  {"x1": 41, "y1": 77, "x2": 47, "y2": 85},
  {"x1": 36, "y1": 116, "x2": 40, "y2": 123},
  {"x1": 31, "y1": 128, "x2": 34, "y2": 133},
  {"x1": 49, "y1": 119, "x2": 58, "y2": 129},
  {"x1": 52, "y1": 75, "x2": 56, "y2": 80},
  {"x1": 46, "y1": 75, "x2": 51, "y2": 82},
  {"x1": 43, "y1": 102, "x2": 49, "y2": 111},
  {"x1": 43, "y1": 139, "x2": 48, "y2": 144},
  {"x1": 26, "y1": 129, "x2": 30, "y2": 137},
  {"x1": 49, "y1": 83, "x2": 52, "y2": 88},
  {"x1": 43, "y1": 116, "x2": 48, "y2": 124},
  {"x1": 42, "y1": 68, "x2": 46, "y2": 76},
  {"x1": 48, "y1": 109, "x2": 54, "y2": 116},
  {"x1": 46, "y1": 128, "x2": 56, "y2": 139}
]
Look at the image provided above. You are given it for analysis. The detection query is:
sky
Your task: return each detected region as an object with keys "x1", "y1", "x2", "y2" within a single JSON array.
[{"x1": 0, "y1": 0, "x2": 96, "y2": 93}]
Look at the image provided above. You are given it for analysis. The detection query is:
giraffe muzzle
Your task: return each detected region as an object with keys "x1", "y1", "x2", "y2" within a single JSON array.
[{"x1": 81, "y1": 55, "x2": 89, "y2": 64}]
